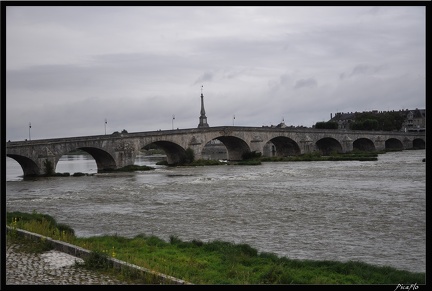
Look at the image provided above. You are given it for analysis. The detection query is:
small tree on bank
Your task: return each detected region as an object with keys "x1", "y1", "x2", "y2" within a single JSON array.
[{"x1": 43, "y1": 159, "x2": 55, "y2": 176}]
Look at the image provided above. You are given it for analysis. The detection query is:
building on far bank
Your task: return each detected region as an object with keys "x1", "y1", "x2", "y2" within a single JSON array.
[
  {"x1": 401, "y1": 108, "x2": 426, "y2": 132},
  {"x1": 329, "y1": 109, "x2": 425, "y2": 132},
  {"x1": 328, "y1": 112, "x2": 356, "y2": 130}
]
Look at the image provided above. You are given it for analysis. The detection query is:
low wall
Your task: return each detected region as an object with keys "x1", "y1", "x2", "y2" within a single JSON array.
[{"x1": 6, "y1": 227, "x2": 191, "y2": 285}]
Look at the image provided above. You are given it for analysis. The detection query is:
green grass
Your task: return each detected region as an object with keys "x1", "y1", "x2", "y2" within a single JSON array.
[{"x1": 6, "y1": 211, "x2": 425, "y2": 285}]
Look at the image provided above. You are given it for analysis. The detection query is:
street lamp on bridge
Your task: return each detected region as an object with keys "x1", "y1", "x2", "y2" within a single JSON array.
[
  {"x1": 28, "y1": 122, "x2": 31, "y2": 141},
  {"x1": 105, "y1": 118, "x2": 107, "y2": 135},
  {"x1": 172, "y1": 115, "x2": 175, "y2": 130}
]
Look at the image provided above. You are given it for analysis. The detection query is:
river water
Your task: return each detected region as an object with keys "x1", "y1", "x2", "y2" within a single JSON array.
[{"x1": 5, "y1": 149, "x2": 426, "y2": 273}]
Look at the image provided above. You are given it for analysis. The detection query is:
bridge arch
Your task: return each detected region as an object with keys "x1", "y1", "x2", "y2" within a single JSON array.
[
  {"x1": 385, "y1": 138, "x2": 403, "y2": 150},
  {"x1": 266, "y1": 136, "x2": 301, "y2": 157},
  {"x1": 77, "y1": 147, "x2": 117, "y2": 172},
  {"x1": 47, "y1": 147, "x2": 116, "y2": 173},
  {"x1": 214, "y1": 136, "x2": 251, "y2": 161},
  {"x1": 54, "y1": 149, "x2": 97, "y2": 174},
  {"x1": 412, "y1": 138, "x2": 426, "y2": 149},
  {"x1": 143, "y1": 141, "x2": 186, "y2": 165},
  {"x1": 316, "y1": 137, "x2": 343, "y2": 155},
  {"x1": 201, "y1": 139, "x2": 227, "y2": 160},
  {"x1": 6, "y1": 154, "x2": 40, "y2": 176},
  {"x1": 353, "y1": 138, "x2": 376, "y2": 152}
]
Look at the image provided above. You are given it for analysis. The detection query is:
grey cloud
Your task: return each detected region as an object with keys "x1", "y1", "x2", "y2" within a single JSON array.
[
  {"x1": 6, "y1": 52, "x2": 202, "y2": 96},
  {"x1": 194, "y1": 71, "x2": 214, "y2": 85},
  {"x1": 6, "y1": 64, "x2": 97, "y2": 92},
  {"x1": 293, "y1": 78, "x2": 318, "y2": 90},
  {"x1": 267, "y1": 73, "x2": 292, "y2": 95},
  {"x1": 339, "y1": 64, "x2": 385, "y2": 80},
  {"x1": 350, "y1": 64, "x2": 382, "y2": 77}
]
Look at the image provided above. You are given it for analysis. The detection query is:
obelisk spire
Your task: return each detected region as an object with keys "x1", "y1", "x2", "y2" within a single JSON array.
[{"x1": 198, "y1": 85, "x2": 209, "y2": 128}]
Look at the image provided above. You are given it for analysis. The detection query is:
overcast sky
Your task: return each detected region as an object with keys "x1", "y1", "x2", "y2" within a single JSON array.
[{"x1": 5, "y1": 5, "x2": 426, "y2": 141}]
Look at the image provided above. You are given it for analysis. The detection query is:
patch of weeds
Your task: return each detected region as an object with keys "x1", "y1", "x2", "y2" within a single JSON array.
[{"x1": 79, "y1": 250, "x2": 114, "y2": 270}]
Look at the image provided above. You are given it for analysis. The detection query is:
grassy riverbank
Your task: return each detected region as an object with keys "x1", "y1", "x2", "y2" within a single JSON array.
[{"x1": 6, "y1": 211, "x2": 425, "y2": 285}]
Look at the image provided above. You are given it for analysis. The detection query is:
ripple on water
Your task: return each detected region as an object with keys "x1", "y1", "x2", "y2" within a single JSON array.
[{"x1": 5, "y1": 150, "x2": 426, "y2": 273}]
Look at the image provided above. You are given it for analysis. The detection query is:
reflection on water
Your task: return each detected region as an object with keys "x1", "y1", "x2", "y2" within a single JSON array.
[{"x1": 5, "y1": 150, "x2": 426, "y2": 273}]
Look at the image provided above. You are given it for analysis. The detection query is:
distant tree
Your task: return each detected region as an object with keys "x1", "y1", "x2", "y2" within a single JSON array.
[
  {"x1": 363, "y1": 119, "x2": 379, "y2": 130},
  {"x1": 352, "y1": 112, "x2": 405, "y2": 131},
  {"x1": 315, "y1": 121, "x2": 338, "y2": 129}
]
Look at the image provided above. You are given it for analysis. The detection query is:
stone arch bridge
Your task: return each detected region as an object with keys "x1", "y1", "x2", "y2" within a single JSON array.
[{"x1": 6, "y1": 126, "x2": 426, "y2": 176}]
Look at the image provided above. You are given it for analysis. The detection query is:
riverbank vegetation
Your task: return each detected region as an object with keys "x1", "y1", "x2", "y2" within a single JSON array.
[
  {"x1": 38, "y1": 150, "x2": 392, "y2": 177},
  {"x1": 178, "y1": 150, "x2": 382, "y2": 167},
  {"x1": 315, "y1": 111, "x2": 407, "y2": 131},
  {"x1": 99, "y1": 165, "x2": 155, "y2": 173},
  {"x1": 6, "y1": 211, "x2": 425, "y2": 285},
  {"x1": 164, "y1": 150, "x2": 384, "y2": 167},
  {"x1": 261, "y1": 150, "x2": 381, "y2": 162}
]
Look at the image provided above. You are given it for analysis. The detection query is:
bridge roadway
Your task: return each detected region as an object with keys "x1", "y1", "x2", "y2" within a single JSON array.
[{"x1": 6, "y1": 126, "x2": 426, "y2": 176}]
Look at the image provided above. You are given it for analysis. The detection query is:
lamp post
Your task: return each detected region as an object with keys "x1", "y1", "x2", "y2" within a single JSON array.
[
  {"x1": 28, "y1": 122, "x2": 31, "y2": 141},
  {"x1": 105, "y1": 118, "x2": 107, "y2": 135},
  {"x1": 172, "y1": 115, "x2": 175, "y2": 130},
  {"x1": 233, "y1": 115, "x2": 235, "y2": 126}
]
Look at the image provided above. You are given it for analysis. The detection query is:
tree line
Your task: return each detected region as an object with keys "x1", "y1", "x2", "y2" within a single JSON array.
[{"x1": 315, "y1": 111, "x2": 406, "y2": 131}]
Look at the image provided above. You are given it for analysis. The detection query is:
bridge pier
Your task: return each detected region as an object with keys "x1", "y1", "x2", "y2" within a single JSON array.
[
  {"x1": 300, "y1": 137, "x2": 314, "y2": 154},
  {"x1": 374, "y1": 137, "x2": 386, "y2": 151},
  {"x1": 111, "y1": 139, "x2": 140, "y2": 169},
  {"x1": 190, "y1": 146, "x2": 203, "y2": 161},
  {"x1": 249, "y1": 140, "x2": 264, "y2": 156},
  {"x1": 113, "y1": 151, "x2": 137, "y2": 169},
  {"x1": 402, "y1": 138, "x2": 413, "y2": 150},
  {"x1": 341, "y1": 135, "x2": 353, "y2": 153},
  {"x1": 188, "y1": 138, "x2": 204, "y2": 161},
  {"x1": 36, "y1": 156, "x2": 57, "y2": 175}
]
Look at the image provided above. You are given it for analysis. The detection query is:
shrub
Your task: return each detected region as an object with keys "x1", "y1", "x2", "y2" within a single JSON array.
[
  {"x1": 242, "y1": 151, "x2": 262, "y2": 160},
  {"x1": 81, "y1": 251, "x2": 113, "y2": 270},
  {"x1": 56, "y1": 223, "x2": 75, "y2": 236},
  {"x1": 72, "y1": 172, "x2": 86, "y2": 176},
  {"x1": 146, "y1": 235, "x2": 168, "y2": 247},
  {"x1": 184, "y1": 148, "x2": 195, "y2": 164},
  {"x1": 43, "y1": 159, "x2": 55, "y2": 176}
]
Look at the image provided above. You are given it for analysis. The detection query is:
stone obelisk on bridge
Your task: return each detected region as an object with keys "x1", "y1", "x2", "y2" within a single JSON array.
[{"x1": 198, "y1": 85, "x2": 209, "y2": 128}]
